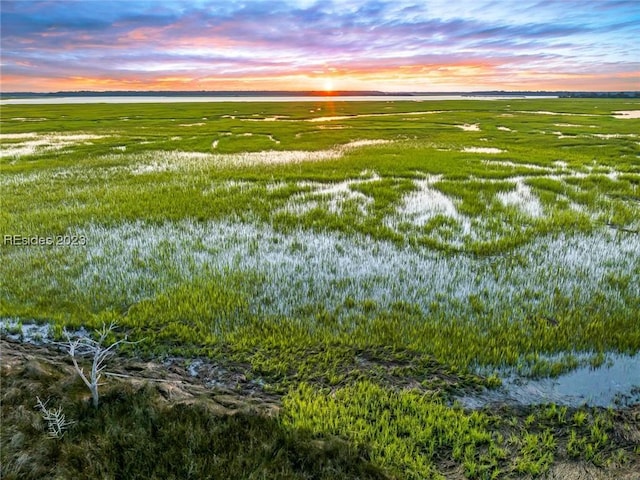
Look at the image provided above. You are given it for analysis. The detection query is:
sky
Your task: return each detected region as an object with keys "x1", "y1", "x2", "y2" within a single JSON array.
[{"x1": 1, "y1": 0, "x2": 639, "y2": 92}]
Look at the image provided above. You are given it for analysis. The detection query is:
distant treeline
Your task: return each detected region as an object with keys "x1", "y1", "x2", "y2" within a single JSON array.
[
  {"x1": 462, "y1": 91, "x2": 638, "y2": 98},
  {"x1": 0, "y1": 90, "x2": 390, "y2": 99},
  {"x1": 557, "y1": 91, "x2": 639, "y2": 98}
]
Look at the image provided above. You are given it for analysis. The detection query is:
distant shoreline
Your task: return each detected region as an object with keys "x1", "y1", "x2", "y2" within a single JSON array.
[
  {"x1": 1, "y1": 90, "x2": 637, "y2": 100},
  {"x1": 1, "y1": 94, "x2": 562, "y2": 105},
  {"x1": 2, "y1": 90, "x2": 636, "y2": 104}
]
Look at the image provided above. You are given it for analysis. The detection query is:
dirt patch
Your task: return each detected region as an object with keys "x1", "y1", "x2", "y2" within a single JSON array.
[
  {"x1": 0, "y1": 338, "x2": 280, "y2": 416},
  {"x1": 544, "y1": 461, "x2": 639, "y2": 479},
  {"x1": 1, "y1": 338, "x2": 389, "y2": 480}
]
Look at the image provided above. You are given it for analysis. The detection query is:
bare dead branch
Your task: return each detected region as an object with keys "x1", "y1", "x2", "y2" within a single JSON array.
[
  {"x1": 35, "y1": 396, "x2": 75, "y2": 439},
  {"x1": 62, "y1": 322, "x2": 140, "y2": 408}
]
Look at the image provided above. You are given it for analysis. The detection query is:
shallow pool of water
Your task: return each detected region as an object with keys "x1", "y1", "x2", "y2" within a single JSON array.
[
  {"x1": 458, "y1": 354, "x2": 640, "y2": 408},
  {"x1": 0, "y1": 94, "x2": 558, "y2": 105}
]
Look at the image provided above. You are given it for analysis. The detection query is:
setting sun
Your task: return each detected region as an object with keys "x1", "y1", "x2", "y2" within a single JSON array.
[{"x1": 1, "y1": 1, "x2": 638, "y2": 92}]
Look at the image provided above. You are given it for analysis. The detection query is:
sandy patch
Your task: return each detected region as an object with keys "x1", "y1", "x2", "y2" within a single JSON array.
[
  {"x1": 457, "y1": 123, "x2": 480, "y2": 131},
  {"x1": 179, "y1": 122, "x2": 206, "y2": 127},
  {"x1": 612, "y1": 110, "x2": 640, "y2": 119},
  {"x1": 591, "y1": 133, "x2": 637, "y2": 139},
  {"x1": 309, "y1": 115, "x2": 358, "y2": 122},
  {"x1": 497, "y1": 126, "x2": 512, "y2": 132},
  {"x1": 244, "y1": 115, "x2": 290, "y2": 122},
  {"x1": 462, "y1": 147, "x2": 505, "y2": 154},
  {"x1": 9, "y1": 117, "x2": 47, "y2": 122},
  {"x1": 513, "y1": 110, "x2": 600, "y2": 117},
  {"x1": 552, "y1": 131, "x2": 574, "y2": 139},
  {"x1": 316, "y1": 125, "x2": 349, "y2": 130},
  {"x1": 342, "y1": 139, "x2": 391, "y2": 148}
]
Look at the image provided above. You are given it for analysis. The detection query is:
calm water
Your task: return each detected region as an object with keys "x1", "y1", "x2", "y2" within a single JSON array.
[
  {"x1": 0, "y1": 95, "x2": 558, "y2": 105},
  {"x1": 457, "y1": 354, "x2": 640, "y2": 408}
]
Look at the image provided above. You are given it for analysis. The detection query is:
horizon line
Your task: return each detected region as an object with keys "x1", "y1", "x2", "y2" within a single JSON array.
[{"x1": 3, "y1": 89, "x2": 639, "y2": 96}]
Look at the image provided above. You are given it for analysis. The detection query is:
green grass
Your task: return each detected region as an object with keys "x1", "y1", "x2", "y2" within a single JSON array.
[
  {"x1": 1, "y1": 365, "x2": 387, "y2": 480},
  {"x1": 1, "y1": 98, "x2": 639, "y2": 478},
  {"x1": 2, "y1": 349, "x2": 634, "y2": 480}
]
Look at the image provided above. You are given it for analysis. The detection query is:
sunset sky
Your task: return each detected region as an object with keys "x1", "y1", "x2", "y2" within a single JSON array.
[{"x1": 1, "y1": 0, "x2": 639, "y2": 93}]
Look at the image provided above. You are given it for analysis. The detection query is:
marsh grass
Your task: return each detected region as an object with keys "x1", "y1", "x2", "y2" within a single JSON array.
[
  {"x1": 1, "y1": 98, "x2": 639, "y2": 478},
  {"x1": 0, "y1": 355, "x2": 387, "y2": 480}
]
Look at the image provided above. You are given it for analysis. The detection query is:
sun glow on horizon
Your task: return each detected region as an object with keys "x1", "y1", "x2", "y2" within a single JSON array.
[{"x1": 1, "y1": 1, "x2": 638, "y2": 93}]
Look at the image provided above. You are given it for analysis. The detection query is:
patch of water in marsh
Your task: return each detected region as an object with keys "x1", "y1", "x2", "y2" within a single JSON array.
[
  {"x1": 9, "y1": 117, "x2": 48, "y2": 122},
  {"x1": 281, "y1": 170, "x2": 380, "y2": 215},
  {"x1": 514, "y1": 110, "x2": 601, "y2": 117},
  {"x1": 307, "y1": 111, "x2": 445, "y2": 122},
  {"x1": 391, "y1": 175, "x2": 467, "y2": 228},
  {"x1": 27, "y1": 220, "x2": 634, "y2": 327},
  {"x1": 0, "y1": 132, "x2": 108, "y2": 158},
  {"x1": 0, "y1": 318, "x2": 92, "y2": 345},
  {"x1": 1, "y1": 319, "x2": 52, "y2": 344},
  {"x1": 496, "y1": 178, "x2": 544, "y2": 217},
  {"x1": 457, "y1": 353, "x2": 640, "y2": 408},
  {"x1": 591, "y1": 133, "x2": 638, "y2": 139},
  {"x1": 482, "y1": 160, "x2": 551, "y2": 171},
  {"x1": 121, "y1": 139, "x2": 392, "y2": 171}
]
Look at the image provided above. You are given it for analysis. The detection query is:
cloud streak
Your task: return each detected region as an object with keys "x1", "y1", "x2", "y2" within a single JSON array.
[{"x1": 1, "y1": 0, "x2": 639, "y2": 92}]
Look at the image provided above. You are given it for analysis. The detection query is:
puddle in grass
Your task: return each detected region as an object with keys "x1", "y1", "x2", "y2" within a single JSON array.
[
  {"x1": 457, "y1": 354, "x2": 640, "y2": 408},
  {"x1": 1, "y1": 319, "x2": 53, "y2": 344},
  {"x1": 1, "y1": 318, "x2": 91, "y2": 345}
]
